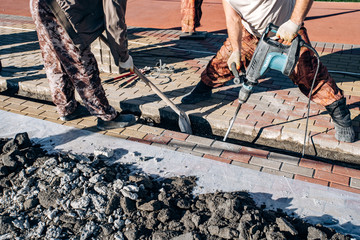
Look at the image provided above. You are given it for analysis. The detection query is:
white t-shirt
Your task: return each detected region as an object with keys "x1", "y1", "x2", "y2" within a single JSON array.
[{"x1": 226, "y1": 0, "x2": 295, "y2": 38}]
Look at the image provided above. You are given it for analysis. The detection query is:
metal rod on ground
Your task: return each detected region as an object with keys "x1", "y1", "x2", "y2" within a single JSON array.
[{"x1": 99, "y1": 34, "x2": 192, "y2": 134}]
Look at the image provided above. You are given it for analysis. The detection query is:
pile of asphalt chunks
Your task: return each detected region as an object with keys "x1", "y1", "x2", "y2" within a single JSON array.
[{"x1": 0, "y1": 132, "x2": 353, "y2": 240}]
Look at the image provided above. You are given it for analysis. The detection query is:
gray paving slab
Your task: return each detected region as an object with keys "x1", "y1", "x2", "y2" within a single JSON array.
[
  {"x1": 281, "y1": 163, "x2": 315, "y2": 178},
  {"x1": 249, "y1": 157, "x2": 282, "y2": 170},
  {"x1": 350, "y1": 178, "x2": 360, "y2": 190},
  {"x1": 211, "y1": 140, "x2": 242, "y2": 153},
  {"x1": 268, "y1": 152, "x2": 300, "y2": 165}
]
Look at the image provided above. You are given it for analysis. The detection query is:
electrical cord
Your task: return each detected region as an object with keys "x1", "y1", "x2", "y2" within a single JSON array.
[
  {"x1": 301, "y1": 41, "x2": 320, "y2": 158},
  {"x1": 328, "y1": 70, "x2": 360, "y2": 77},
  {"x1": 300, "y1": 43, "x2": 360, "y2": 157}
]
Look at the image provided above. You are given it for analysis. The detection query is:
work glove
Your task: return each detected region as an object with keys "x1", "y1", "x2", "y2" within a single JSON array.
[
  {"x1": 119, "y1": 55, "x2": 134, "y2": 73},
  {"x1": 276, "y1": 20, "x2": 300, "y2": 43},
  {"x1": 227, "y1": 50, "x2": 241, "y2": 71}
]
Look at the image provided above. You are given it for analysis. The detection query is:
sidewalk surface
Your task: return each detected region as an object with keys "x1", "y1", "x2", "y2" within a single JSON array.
[{"x1": 0, "y1": 1, "x2": 360, "y2": 196}]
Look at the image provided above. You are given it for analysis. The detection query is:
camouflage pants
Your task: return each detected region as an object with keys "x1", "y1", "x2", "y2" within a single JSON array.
[
  {"x1": 30, "y1": 0, "x2": 117, "y2": 120},
  {"x1": 201, "y1": 25, "x2": 344, "y2": 107},
  {"x1": 181, "y1": 0, "x2": 203, "y2": 32}
]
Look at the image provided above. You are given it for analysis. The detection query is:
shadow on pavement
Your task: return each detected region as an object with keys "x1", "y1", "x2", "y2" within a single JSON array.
[
  {"x1": 306, "y1": 9, "x2": 360, "y2": 21},
  {"x1": 0, "y1": 30, "x2": 37, "y2": 47}
]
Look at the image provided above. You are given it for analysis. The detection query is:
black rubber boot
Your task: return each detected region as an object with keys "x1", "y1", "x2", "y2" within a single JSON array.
[
  {"x1": 97, "y1": 113, "x2": 137, "y2": 130},
  {"x1": 325, "y1": 98, "x2": 356, "y2": 142},
  {"x1": 181, "y1": 81, "x2": 212, "y2": 104}
]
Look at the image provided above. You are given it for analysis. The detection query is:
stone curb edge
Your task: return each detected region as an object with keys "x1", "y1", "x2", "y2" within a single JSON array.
[{"x1": 1, "y1": 94, "x2": 359, "y2": 195}]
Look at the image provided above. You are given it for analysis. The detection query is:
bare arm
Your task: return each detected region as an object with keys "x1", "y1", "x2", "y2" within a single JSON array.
[
  {"x1": 290, "y1": 0, "x2": 314, "y2": 25},
  {"x1": 223, "y1": 0, "x2": 242, "y2": 52},
  {"x1": 277, "y1": 0, "x2": 314, "y2": 43}
]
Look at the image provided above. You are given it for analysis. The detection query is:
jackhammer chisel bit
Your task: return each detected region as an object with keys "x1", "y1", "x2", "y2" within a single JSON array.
[
  {"x1": 223, "y1": 64, "x2": 254, "y2": 142},
  {"x1": 222, "y1": 82, "x2": 253, "y2": 142}
]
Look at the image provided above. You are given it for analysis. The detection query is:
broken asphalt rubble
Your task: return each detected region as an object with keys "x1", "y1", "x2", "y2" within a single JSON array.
[{"x1": 0, "y1": 132, "x2": 353, "y2": 239}]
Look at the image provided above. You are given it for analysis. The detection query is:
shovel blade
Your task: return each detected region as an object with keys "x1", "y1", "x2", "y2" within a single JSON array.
[{"x1": 178, "y1": 112, "x2": 192, "y2": 134}]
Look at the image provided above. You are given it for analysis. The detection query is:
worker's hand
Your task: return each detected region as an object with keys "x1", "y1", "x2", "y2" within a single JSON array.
[
  {"x1": 119, "y1": 55, "x2": 134, "y2": 73},
  {"x1": 276, "y1": 20, "x2": 300, "y2": 44},
  {"x1": 227, "y1": 50, "x2": 241, "y2": 70}
]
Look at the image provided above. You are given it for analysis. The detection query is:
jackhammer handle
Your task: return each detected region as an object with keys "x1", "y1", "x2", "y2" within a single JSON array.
[
  {"x1": 267, "y1": 23, "x2": 279, "y2": 33},
  {"x1": 230, "y1": 63, "x2": 240, "y2": 79},
  {"x1": 230, "y1": 62, "x2": 242, "y2": 84}
]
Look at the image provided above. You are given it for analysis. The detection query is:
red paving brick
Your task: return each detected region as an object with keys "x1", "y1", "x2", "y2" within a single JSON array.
[
  {"x1": 310, "y1": 131, "x2": 340, "y2": 149},
  {"x1": 240, "y1": 147, "x2": 269, "y2": 159},
  {"x1": 294, "y1": 175, "x2": 329, "y2": 187},
  {"x1": 162, "y1": 130, "x2": 189, "y2": 141},
  {"x1": 332, "y1": 165, "x2": 360, "y2": 179},
  {"x1": 143, "y1": 134, "x2": 172, "y2": 145},
  {"x1": 221, "y1": 151, "x2": 251, "y2": 163},
  {"x1": 299, "y1": 158, "x2": 333, "y2": 172},
  {"x1": 246, "y1": 110, "x2": 265, "y2": 122},
  {"x1": 313, "y1": 119, "x2": 333, "y2": 129},
  {"x1": 330, "y1": 183, "x2": 360, "y2": 195},
  {"x1": 314, "y1": 170, "x2": 350, "y2": 186},
  {"x1": 204, "y1": 154, "x2": 232, "y2": 164}
]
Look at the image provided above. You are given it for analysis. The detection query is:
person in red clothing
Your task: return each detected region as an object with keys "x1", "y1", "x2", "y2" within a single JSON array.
[
  {"x1": 181, "y1": 0, "x2": 355, "y2": 143},
  {"x1": 180, "y1": 0, "x2": 205, "y2": 39}
]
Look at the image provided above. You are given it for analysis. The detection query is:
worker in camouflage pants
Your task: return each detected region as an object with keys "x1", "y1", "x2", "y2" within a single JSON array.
[
  {"x1": 30, "y1": 0, "x2": 136, "y2": 130},
  {"x1": 181, "y1": 0, "x2": 355, "y2": 142}
]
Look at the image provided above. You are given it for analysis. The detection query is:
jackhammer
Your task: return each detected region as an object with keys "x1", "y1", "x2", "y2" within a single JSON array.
[{"x1": 223, "y1": 23, "x2": 320, "y2": 157}]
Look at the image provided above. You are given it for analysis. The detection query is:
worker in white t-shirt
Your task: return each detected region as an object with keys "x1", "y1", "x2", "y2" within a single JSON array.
[{"x1": 181, "y1": 0, "x2": 355, "y2": 143}]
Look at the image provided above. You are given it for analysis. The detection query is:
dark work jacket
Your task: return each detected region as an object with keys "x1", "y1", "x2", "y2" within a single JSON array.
[{"x1": 46, "y1": 0, "x2": 129, "y2": 65}]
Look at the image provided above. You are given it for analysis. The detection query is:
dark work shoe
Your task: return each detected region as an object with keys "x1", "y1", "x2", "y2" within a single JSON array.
[
  {"x1": 179, "y1": 31, "x2": 207, "y2": 40},
  {"x1": 334, "y1": 123, "x2": 356, "y2": 143},
  {"x1": 325, "y1": 98, "x2": 356, "y2": 143},
  {"x1": 97, "y1": 113, "x2": 137, "y2": 130},
  {"x1": 60, "y1": 104, "x2": 89, "y2": 121},
  {"x1": 181, "y1": 81, "x2": 212, "y2": 104}
]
